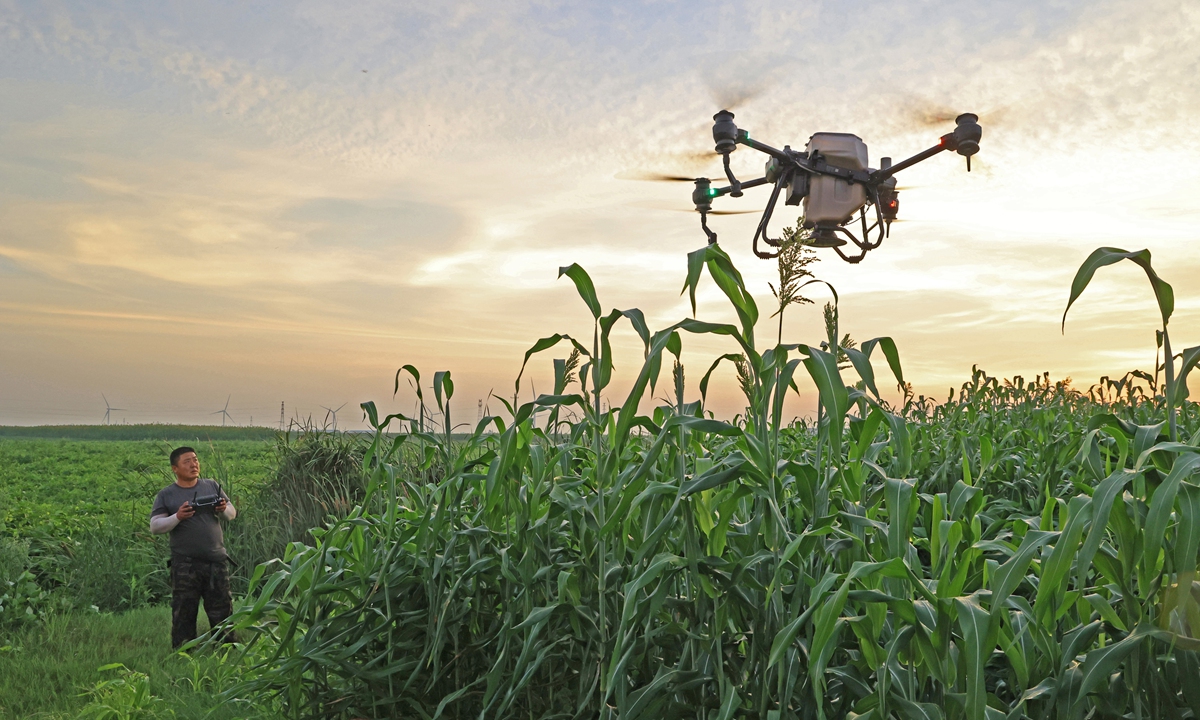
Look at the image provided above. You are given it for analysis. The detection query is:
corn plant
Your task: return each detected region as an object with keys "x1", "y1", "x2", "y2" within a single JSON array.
[{"x1": 217, "y1": 244, "x2": 1200, "y2": 720}]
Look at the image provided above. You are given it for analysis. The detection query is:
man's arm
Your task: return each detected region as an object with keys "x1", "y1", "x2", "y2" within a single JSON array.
[
  {"x1": 150, "y1": 513, "x2": 179, "y2": 534},
  {"x1": 215, "y1": 496, "x2": 237, "y2": 520},
  {"x1": 150, "y1": 501, "x2": 196, "y2": 533}
]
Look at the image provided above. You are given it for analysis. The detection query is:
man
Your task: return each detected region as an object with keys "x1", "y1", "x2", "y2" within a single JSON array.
[{"x1": 149, "y1": 446, "x2": 237, "y2": 649}]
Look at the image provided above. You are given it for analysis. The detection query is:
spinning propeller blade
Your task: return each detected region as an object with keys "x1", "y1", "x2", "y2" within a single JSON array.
[
  {"x1": 707, "y1": 86, "x2": 760, "y2": 113},
  {"x1": 905, "y1": 101, "x2": 1007, "y2": 130},
  {"x1": 671, "y1": 208, "x2": 758, "y2": 216},
  {"x1": 617, "y1": 171, "x2": 704, "y2": 183},
  {"x1": 633, "y1": 201, "x2": 756, "y2": 216},
  {"x1": 617, "y1": 147, "x2": 726, "y2": 183}
]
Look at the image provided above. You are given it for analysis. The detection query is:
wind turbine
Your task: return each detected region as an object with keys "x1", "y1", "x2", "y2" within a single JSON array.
[
  {"x1": 211, "y1": 395, "x2": 234, "y2": 426},
  {"x1": 321, "y1": 403, "x2": 346, "y2": 431},
  {"x1": 102, "y1": 394, "x2": 126, "y2": 425}
]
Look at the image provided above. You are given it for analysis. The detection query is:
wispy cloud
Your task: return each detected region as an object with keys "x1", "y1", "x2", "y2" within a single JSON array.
[{"x1": 0, "y1": 0, "x2": 1197, "y2": 424}]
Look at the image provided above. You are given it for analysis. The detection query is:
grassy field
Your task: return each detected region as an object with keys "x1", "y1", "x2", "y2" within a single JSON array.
[
  {"x1": 0, "y1": 437, "x2": 275, "y2": 536},
  {"x1": 0, "y1": 433, "x2": 280, "y2": 718},
  {"x1": 0, "y1": 607, "x2": 263, "y2": 719},
  {"x1": 0, "y1": 428, "x2": 366, "y2": 718}
]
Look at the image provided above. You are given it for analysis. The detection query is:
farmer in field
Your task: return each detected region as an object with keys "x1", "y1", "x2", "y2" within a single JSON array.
[{"x1": 149, "y1": 446, "x2": 238, "y2": 649}]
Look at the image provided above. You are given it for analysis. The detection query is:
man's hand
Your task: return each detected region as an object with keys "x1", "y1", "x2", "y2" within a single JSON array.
[
  {"x1": 214, "y1": 497, "x2": 228, "y2": 514},
  {"x1": 176, "y1": 501, "x2": 196, "y2": 520}
]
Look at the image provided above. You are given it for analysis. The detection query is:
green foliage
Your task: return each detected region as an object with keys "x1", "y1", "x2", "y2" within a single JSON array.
[
  {"x1": 0, "y1": 433, "x2": 366, "y2": 615},
  {"x1": 217, "y1": 245, "x2": 1200, "y2": 719},
  {"x1": 0, "y1": 570, "x2": 65, "y2": 627},
  {"x1": 0, "y1": 439, "x2": 273, "y2": 537},
  {"x1": 0, "y1": 530, "x2": 59, "y2": 627},
  {"x1": 0, "y1": 536, "x2": 30, "y2": 584},
  {"x1": 0, "y1": 439, "x2": 274, "y2": 615},
  {"x1": 1062, "y1": 245, "x2": 1198, "y2": 441},
  {"x1": 4, "y1": 248, "x2": 1198, "y2": 720},
  {"x1": 231, "y1": 428, "x2": 368, "y2": 571},
  {"x1": 0, "y1": 607, "x2": 262, "y2": 719},
  {"x1": 78, "y1": 664, "x2": 174, "y2": 720}
]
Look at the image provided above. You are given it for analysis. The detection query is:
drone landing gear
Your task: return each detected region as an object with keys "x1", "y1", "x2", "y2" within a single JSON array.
[
  {"x1": 749, "y1": 175, "x2": 891, "y2": 263},
  {"x1": 825, "y1": 194, "x2": 892, "y2": 264}
]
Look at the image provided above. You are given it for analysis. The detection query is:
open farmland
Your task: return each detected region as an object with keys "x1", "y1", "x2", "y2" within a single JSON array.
[
  {"x1": 0, "y1": 427, "x2": 382, "y2": 717},
  {"x1": 0, "y1": 433, "x2": 275, "y2": 536}
]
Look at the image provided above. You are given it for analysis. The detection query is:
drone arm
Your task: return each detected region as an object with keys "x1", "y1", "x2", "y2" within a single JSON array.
[
  {"x1": 735, "y1": 133, "x2": 790, "y2": 162},
  {"x1": 870, "y1": 139, "x2": 949, "y2": 183},
  {"x1": 710, "y1": 176, "x2": 771, "y2": 198},
  {"x1": 722, "y1": 153, "x2": 742, "y2": 197}
]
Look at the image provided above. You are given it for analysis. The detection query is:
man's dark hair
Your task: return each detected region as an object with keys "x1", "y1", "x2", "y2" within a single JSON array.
[{"x1": 170, "y1": 446, "x2": 197, "y2": 466}]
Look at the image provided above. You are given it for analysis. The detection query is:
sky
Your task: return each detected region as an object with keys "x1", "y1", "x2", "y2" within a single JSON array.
[{"x1": 1, "y1": 0, "x2": 1198, "y2": 428}]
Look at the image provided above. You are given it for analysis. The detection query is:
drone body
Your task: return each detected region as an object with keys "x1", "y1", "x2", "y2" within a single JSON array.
[{"x1": 694, "y1": 111, "x2": 982, "y2": 263}]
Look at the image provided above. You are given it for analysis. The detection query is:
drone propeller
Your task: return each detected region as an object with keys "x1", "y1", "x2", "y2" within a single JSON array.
[
  {"x1": 700, "y1": 54, "x2": 777, "y2": 112},
  {"x1": 672, "y1": 149, "x2": 724, "y2": 166},
  {"x1": 617, "y1": 147, "x2": 726, "y2": 183},
  {"x1": 907, "y1": 101, "x2": 1007, "y2": 130},
  {"x1": 633, "y1": 201, "x2": 756, "y2": 216},
  {"x1": 617, "y1": 171, "x2": 709, "y2": 183},
  {"x1": 708, "y1": 86, "x2": 760, "y2": 114},
  {"x1": 666, "y1": 207, "x2": 757, "y2": 216}
]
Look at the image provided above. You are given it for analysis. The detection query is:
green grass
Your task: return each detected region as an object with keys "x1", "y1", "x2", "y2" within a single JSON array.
[
  {"x1": 0, "y1": 607, "x2": 250, "y2": 719},
  {"x1": 0, "y1": 438, "x2": 274, "y2": 537},
  {"x1": 0, "y1": 431, "x2": 363, "y2": 718},
  {"x1": 0, "y1": 438, "x2": 276, "y2": 617},
  {"x1": 1, "y1": 430, "x2": 367, "y2": 621}
]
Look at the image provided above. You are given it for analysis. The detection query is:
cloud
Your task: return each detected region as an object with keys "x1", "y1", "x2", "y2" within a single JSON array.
[{"x1": 1, "y1": 0, "x2": 1198, "y2": 424}]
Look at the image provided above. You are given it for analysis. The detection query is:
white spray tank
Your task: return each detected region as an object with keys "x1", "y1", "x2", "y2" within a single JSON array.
[{"x1": 803, "y1": 132, "x2": 868, "y2": 226}]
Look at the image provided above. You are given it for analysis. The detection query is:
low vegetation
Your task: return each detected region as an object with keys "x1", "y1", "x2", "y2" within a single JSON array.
[
  {"x1": 0, "y1": 430, "x2": 369, "y2": 718},
  {"x1": 0, "y1": 606, "x2": 276, "y2": 719}
]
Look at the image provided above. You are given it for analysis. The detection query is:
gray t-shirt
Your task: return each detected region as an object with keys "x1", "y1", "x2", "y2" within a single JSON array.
[{"x1": 150, "y1": 479, "x2": 230, "y2": 562}]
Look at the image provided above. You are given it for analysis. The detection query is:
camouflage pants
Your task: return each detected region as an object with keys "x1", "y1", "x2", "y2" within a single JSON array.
[{"x1": 169, "y1": 555, "x2": 236, "y2": 649}]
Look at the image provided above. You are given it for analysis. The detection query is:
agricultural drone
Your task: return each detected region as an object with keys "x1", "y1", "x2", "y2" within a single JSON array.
[{"x1": 687, "y1": 110, "x2": 983, "y2": 263}]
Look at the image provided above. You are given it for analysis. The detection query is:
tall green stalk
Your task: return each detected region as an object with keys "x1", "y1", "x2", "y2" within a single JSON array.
[{"x1": 214, "y1": 244, "x2": 1200, "y2": 720}]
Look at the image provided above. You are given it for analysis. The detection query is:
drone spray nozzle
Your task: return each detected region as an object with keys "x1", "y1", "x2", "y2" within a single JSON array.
[
  {"x1": 712, "y1": 110, "x2": 738, "y2": 154},
  {"x1": 807, "y1": 226, "x2": 847, "y2": 248}
]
